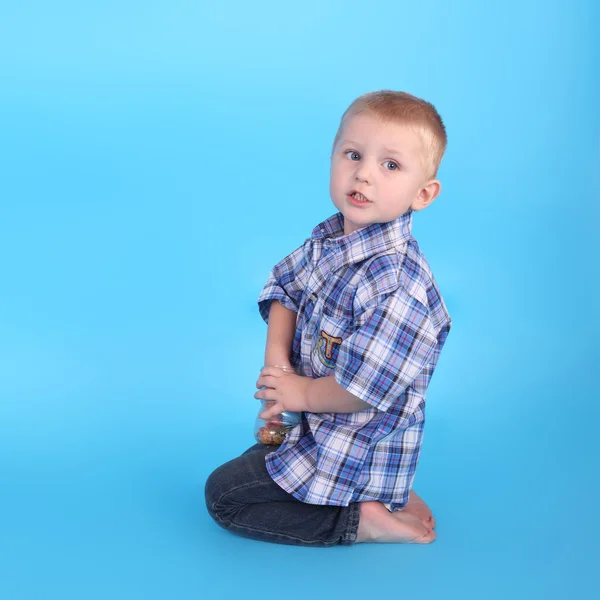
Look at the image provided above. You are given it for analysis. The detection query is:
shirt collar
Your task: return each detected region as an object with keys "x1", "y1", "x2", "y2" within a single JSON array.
[{"x1": 311, "y1": 209, "x2": 414, "y2": 265}]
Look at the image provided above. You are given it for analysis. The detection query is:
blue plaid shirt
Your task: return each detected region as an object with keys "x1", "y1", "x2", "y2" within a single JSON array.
[{"x1": 257, "y1": 209, "x2": 452, "y2": 511}]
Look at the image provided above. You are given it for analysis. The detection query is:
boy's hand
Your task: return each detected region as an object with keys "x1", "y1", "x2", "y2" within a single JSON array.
[{"x1": 254, "y1": 366, "x2": 311, "y2": 419}]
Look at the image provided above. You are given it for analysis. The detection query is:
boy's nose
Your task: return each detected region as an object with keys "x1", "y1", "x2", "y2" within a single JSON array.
[{"x1": 354, "y1": 162, "x2": 372, "y2": 183}]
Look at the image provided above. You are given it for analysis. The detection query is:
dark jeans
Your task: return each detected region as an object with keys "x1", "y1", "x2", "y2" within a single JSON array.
[{"x1": 204, "y1": 443, "x2": 361, "y2": 546}]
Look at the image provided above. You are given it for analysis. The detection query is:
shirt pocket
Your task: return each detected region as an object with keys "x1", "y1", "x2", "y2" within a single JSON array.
[{"x1": 311, "y1": 311, "x2": 356, "y2": 377}]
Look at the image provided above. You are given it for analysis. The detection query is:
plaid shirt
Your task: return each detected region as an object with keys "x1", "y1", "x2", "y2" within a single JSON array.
[{"x1": 257, "y1": 209, "x2": 452, "y2": 511}]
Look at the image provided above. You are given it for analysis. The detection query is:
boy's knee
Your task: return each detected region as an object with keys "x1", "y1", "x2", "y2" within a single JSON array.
[
  {"x1": 205, "y1": 458, "x2": 249, "y2": 523},
  {"x1": 204, "y1": 464, "x2": 230, "y2": 518},
  {"x1": 205, "y1": 447, "x2": 270, "y2": 522}
]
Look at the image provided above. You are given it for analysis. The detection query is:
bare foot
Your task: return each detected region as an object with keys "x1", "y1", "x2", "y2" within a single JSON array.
[
  {"x1": 355, "y1": 501, "x2": 436, "y2": 544},
  {"x1": 403, "y1": 491, "x2": 436, "y2": 529}
]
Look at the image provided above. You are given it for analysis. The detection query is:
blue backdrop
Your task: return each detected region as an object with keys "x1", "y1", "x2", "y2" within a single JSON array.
[{"x1": 1, "y1": 1, "x2": 598, "y2": 598}]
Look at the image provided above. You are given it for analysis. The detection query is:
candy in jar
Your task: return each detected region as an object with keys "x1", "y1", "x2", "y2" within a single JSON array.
[{"x1": 254, "y1": 365, "x2": 302, "y2": 445}]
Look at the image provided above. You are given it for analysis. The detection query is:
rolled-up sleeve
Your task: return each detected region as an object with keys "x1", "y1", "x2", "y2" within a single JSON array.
[
  {"x1": 257, "y1": 240, "x2": 312, "y2": 323},
  {"x1": 333, "y1": 287, "x2": 439, "y2": 413}
]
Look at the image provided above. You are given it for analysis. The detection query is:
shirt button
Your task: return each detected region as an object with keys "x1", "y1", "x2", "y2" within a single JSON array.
[{"x1": 309, "y1": 293, "x2": 317, "y2": 301}]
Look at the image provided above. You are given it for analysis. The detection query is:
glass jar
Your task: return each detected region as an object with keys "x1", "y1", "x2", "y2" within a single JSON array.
[{"x1": 254, "y1": 365, "x2": 302, "y2": 445}]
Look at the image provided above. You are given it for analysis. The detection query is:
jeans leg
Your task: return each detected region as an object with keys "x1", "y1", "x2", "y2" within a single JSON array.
[
  {"x1": 205, "y1": 444, "x2": 360, "y2": 547},
  {"x1": 240, "y1": 442, "x2": 265, "y2": 456}
]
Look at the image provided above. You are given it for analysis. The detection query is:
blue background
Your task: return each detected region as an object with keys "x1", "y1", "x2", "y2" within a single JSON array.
[{"x1": 1, "y1": 1, "x2": 598, "y2": 598}]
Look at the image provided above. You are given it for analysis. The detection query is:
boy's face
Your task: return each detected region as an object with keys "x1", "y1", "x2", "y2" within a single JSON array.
[{"x1": 329, "y1": 112, "x2": 440, "y2": 235}]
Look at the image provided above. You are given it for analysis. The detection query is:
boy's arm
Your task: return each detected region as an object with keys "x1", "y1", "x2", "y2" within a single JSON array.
[
  {"x1": 330, "y1": 288, "x2": 442, "y2": 415},
  {"x1": 257, "y1": 240, "x2": 312, "y2": 324},
  {"x1": 264, "y1": 300, "x2": 297, "y2": 367},
  {"x1": 262, "y1": 301, "x2": 369, "y2": 413},
  {"x1": 261, "y1": 301, "x2": 368, "y2": 413}
]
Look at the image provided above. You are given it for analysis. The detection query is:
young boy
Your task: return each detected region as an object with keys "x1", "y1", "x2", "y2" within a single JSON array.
[{"x1": 205, "y1": 90, "x2": 452, "y2": 546}]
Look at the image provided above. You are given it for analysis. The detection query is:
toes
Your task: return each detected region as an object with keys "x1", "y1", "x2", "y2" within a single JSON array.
[{"x1": 416, "y1": 528, "x2": 437, "y2": 544}]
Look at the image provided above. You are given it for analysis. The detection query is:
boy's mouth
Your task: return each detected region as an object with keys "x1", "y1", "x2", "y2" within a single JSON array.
[{"x1": 348, "y1": 190, "x2": 372, "y2": 203}]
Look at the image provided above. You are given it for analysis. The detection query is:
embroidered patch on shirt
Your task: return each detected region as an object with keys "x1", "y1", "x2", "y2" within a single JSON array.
[{"x1": 314, "y1": 328, "x2": 343, "y2": 368}]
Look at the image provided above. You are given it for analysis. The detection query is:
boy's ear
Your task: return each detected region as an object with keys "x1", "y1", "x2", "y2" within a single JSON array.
[{"x1": 411, "y1": 179, "x2": 441, "y2": 211}]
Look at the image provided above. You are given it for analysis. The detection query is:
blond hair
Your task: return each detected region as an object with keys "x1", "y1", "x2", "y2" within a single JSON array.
[{"x1": 331, "y1": 90, "x2": 447, "y2": 180}]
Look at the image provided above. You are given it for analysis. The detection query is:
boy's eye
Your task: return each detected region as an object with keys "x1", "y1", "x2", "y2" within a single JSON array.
[{"x1": 344, "y1": 151, "x2": 400, "y2": 171}]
